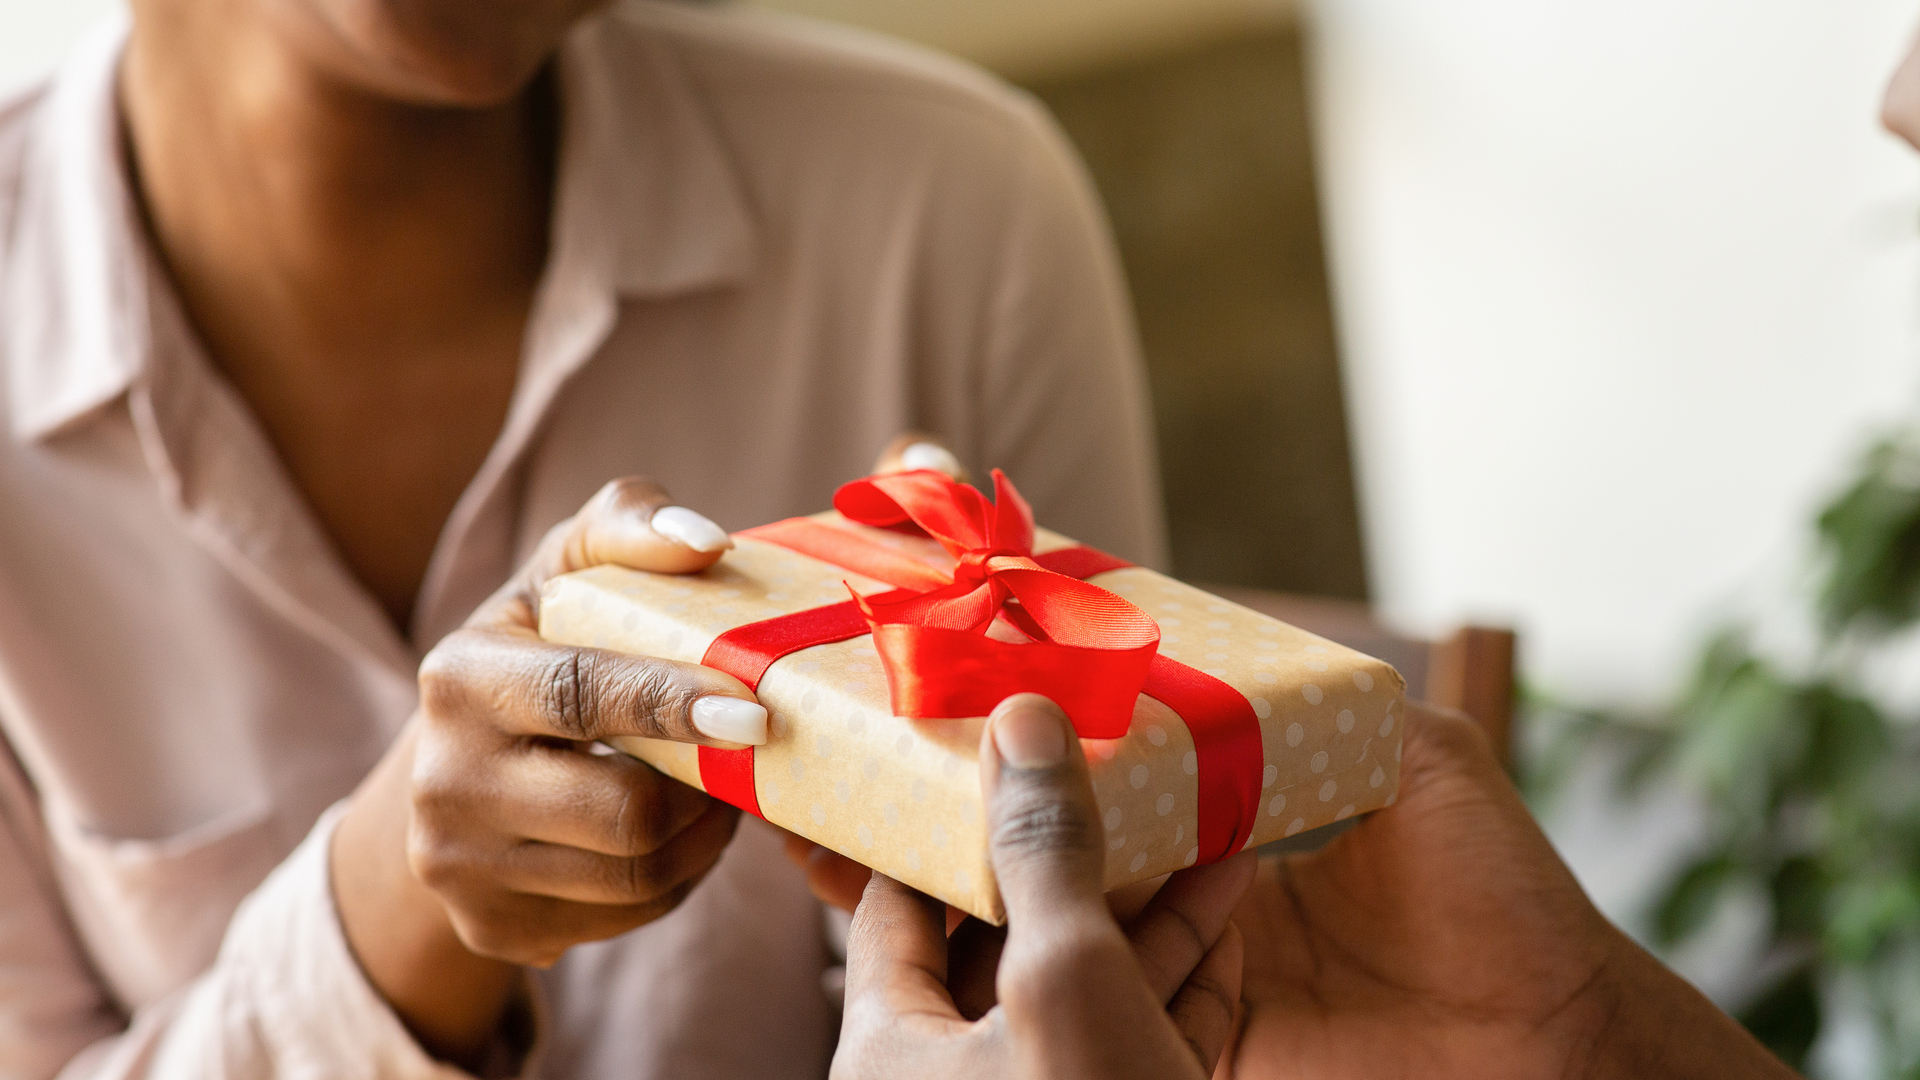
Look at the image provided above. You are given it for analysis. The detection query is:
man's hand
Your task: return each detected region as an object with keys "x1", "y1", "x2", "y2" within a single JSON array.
[
  {"x1": 330, "y1": 479, "x2": 763, "y2": 1066},
  {"x1": 834, "y1": 694, "x2": 1255, "y2": 1080},
  {"x1": 1223, "y1": 701, "x2": 1802, "y2": 1080}
]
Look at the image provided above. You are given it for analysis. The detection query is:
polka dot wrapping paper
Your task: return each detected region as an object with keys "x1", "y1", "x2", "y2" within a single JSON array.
[{"x1": 539, "y1": 513, "x2": 1405, "y2": 924}]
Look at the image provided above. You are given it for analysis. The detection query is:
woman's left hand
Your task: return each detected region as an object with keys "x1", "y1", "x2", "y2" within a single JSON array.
[{"x1": 832, "y1": 694, "x2": 1254, "y2": 1080}]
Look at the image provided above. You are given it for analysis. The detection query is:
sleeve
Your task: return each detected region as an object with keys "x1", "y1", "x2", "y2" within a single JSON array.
[
  {"x1": 972, "y1": 96, "x2": 1171, "y2": 572},
  {"x1": 0, "y1": 773, "x2": 537, "y2": 1080}
]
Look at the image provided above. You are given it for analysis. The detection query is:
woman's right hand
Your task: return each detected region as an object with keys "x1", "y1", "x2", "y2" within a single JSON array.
[{"x1": 330, "y1": 479, "x2": 767, "y2": 1067}]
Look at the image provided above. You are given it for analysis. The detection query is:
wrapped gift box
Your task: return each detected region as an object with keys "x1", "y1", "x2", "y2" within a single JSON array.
[{"x1": 538, "y1": 472, "x2": 1404, "y2": 923}]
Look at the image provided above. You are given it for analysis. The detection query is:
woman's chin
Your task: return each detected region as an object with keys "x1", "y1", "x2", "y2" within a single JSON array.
[{"x1": 307, "y1": 0, "x2": 599, "y2": 107}]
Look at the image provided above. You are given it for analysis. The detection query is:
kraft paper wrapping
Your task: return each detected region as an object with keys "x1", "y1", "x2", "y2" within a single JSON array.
[{"x1": 537, "y1": 514, "x2": 1405, "y2": 923}]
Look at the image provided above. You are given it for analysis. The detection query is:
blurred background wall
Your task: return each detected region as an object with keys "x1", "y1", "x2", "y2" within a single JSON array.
[{"x1": 1312, "y1": 0, "x2": 1920, "y2": 709}]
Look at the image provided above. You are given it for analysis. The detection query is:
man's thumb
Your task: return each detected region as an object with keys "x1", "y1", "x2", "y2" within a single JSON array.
[{"x1": 981, "y1": 694, "x2": 1108, "y2": 928}]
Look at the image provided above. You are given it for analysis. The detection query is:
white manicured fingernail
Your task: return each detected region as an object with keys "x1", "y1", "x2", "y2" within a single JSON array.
[
  {"x1": 901, "y1": 442, "x2": 962, "y2": 478},
  {"x1": 692, "y1": 696, "x2": 768, "y2": 745},
  {"x1": 651, "y1": 506, "x2": 732, "y2": 552}
]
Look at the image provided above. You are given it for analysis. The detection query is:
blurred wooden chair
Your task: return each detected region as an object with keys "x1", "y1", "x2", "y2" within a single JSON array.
[{"x1": 1207, "y1": 587, "x2": 1519, "y2": 767}]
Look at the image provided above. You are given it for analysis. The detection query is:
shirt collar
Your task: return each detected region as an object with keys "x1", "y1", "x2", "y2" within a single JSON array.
[
  {"x1": 3, "y1": 5, "x2": 760, "y2": 443},
  {"x1": 2, "y1": 12, "x2": 149, "y2": 443}
]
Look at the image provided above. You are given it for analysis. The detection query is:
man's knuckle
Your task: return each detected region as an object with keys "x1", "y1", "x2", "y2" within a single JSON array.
[
  {"x1": 990, "y1": 790, "x2": 1097, "y2": 860},
  {"x1": 1154, "y1": 904, "x2": 1213, "y2": 963},
  {"x1": 999, "y1": 931, "x2": 1122, "y2": 1007},
  {"x1": 1185, "y1": 969, "x2": 1239, "y2": 1021}
]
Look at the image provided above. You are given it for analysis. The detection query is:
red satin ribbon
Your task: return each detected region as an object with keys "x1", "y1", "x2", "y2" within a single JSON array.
[
  {"x1": 696, "y1": 470, "x2": 1264, "y2": 863},
  {"x1": 833, "y1": 470, "x2": 1161, "y2": 736}
]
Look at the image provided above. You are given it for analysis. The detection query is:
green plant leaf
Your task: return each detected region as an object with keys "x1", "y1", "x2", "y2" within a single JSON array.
[
  {"x1": 1816, "y1": 436, "x2": 1920, "y2": 634},
  {"x1": 1826, "y1": 874, "x2": 1920, "y2": 964},
  {"x1": 1797, "y1": 686, "x2": 1891, "y2": 796},
  {"x1": 1770, "y1": 856, "x2": 1828, "y2": 942},
  {"x1": 1652, "y1": 851, "x2": 1740, "y2": 947}
]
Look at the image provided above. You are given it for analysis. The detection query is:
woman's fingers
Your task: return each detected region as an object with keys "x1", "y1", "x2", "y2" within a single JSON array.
[
  {"x1": 484, "y1": 477, "x2": 734, "y2": 632},
  {"x1": 352, "y1": 478, "x2": 760, "y2": 984},
  {"x1": 872, "y1": 433, "x2": 967, "y2": 481},
  {"x1": 1123, "y1": 854, "x2": 1256, "y2": 1004},
  {"x1": 441, "y1": 477, "x2": 767, "y2": 746},
  {"x1": 482, "y1": 746, "x2": 717, "y2": 857},
  {"x1": 419, "y1": 628, "x2": 767, "y2": 747},
  {"x1": 493, "y1": 799, "x2": 741, "y2": 905},
  {"x1": 446, "y1": 878, "x2": 711, "y2": 970}
]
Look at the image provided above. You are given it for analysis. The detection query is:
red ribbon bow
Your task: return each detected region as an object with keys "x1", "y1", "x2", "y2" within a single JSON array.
[
  {"x1": 697, "y1": 467, "x2": 1264, "y2": 866},
  {"x1": 832, "y1": 470, "x2": 1160, "y2": 738}
]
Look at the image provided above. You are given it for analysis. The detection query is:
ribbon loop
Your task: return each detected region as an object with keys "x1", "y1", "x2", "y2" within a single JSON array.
[{"x1": 831, "y1": 470, "x2": 1158, "y2": 736}]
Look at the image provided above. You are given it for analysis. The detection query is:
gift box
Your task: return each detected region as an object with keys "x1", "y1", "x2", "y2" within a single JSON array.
[{"x1": 538, "y1": 470, "x2": 1405, "y2": 923}]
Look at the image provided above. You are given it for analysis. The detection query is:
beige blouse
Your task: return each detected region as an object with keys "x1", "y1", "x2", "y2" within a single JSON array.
[{"x1": 0, "y1": 2, "x2": 1165, "y2": 1078}]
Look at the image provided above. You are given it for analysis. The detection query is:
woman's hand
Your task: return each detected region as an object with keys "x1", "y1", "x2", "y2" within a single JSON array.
[
  {"x1": 1224, "y1": 701, "x2": 1801, "y2": 1080},
  {"x1": 834, "y1": 694, "x2": 1255, "y2": 1080},
  {"x1": 330, "y1": 479, "x2": 767, "y2": 1067},
  {"x1": 873, "y1": 432, "x2": 968, "y2": 482}
]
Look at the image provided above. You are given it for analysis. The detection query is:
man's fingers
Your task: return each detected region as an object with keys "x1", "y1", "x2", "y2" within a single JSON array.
[
  {"x1": 419, "y1": 629, "x2": 767, "y2": 747},
  {"x1": 1125, "y1": 853, "x2": 1257, "y2": 1004},
  {"x1": 803, "y1": 844, "x2": 874, "y2": 914},
  {"x1": 1164, "y1": 920, "x2": 1245, "y2": 1076},
  {"x1": 980, "y1": 694, "x2": 1109, "y2": 932},
  {"x1": 779, "y1": 831, "x2": 869, "y2": 913},
  {"x1": 944, "y1": 917, "x2": 1008, "y2": 1021},
  {"x1": 843, "y1": 874, "x2": 964, "y2": 1021}
]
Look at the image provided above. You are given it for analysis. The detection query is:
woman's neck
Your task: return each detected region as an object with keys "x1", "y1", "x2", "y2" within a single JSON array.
[
  {"x1": 117, "y1": 0, "x2": 559, "y2": 632},
  {"x1": 119, "y1": 0, "x2": 557, "y2": 383}
]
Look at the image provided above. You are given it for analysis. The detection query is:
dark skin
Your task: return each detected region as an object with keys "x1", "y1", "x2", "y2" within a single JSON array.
[
  {"x1": 810, "y1": 703, "x2": 1804, "y2": 1080},
  {"x1": 122, "y1": 0, "x2": 599, "y2": 632}
]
